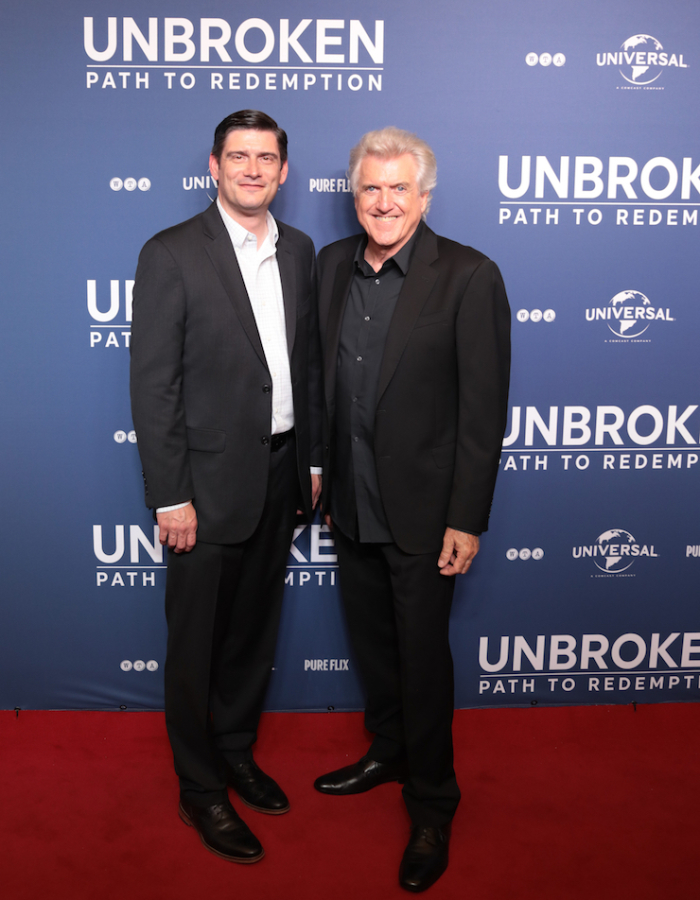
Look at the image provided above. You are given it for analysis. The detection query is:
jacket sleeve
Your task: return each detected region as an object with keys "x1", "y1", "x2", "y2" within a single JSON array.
[
  {"x1": 129, "y1": 236, "x2": 194, "y2": 510},
  {"x1": 447, "y1": 258, "x2": 511, "y2": 534}
]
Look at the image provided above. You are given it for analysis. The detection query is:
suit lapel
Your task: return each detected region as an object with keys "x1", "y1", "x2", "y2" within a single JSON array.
[
  {"x1": 276, "y1": 233, "x2": 297, "y2": 353},
  {"x1": 376, "y1": 226, "x2": 439, "y2": 402},
  {"x1": 324, "y1": 256, "x2": 355, "y2": 414},
  {"x1": 202, "y1": 202, "x2": 267, "y2": 369}
]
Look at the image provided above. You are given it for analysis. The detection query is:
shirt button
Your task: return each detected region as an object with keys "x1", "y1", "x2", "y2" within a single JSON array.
[
  {"x1": 357, "y1": 356, "x2": 362, "y2": 362},
  {"x1": 261, "y1": 436, "x2": 269, "y2": 445},
  {"x1": 352, "y1": 396, "x2": 357, "y2": 402},
  {"x1": 353, "y1": 436, "x2": 359, "y2": 442},
  {"x1": 375, "y1": 279, "x2": 380, "y2": 284},
  {"x1": 364, "y1": 316, "x2": 370, "y2": 321}
]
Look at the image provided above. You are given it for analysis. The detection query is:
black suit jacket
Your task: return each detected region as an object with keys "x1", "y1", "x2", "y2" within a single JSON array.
[
  {"x1": 130, "y1": 202, "x2": 321, "y2": 545},
  {"x1": 318, "y1": 224, "x2": 510, "y2": 554}
]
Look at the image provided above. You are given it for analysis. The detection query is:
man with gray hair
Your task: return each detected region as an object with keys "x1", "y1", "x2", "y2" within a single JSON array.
[{"x1": 314, "y1": 127, "x2": 510, "y2": 892}]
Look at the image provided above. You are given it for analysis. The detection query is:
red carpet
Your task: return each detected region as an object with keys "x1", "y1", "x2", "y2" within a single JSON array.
[{"x1": 2, "y1": 704, "x2": 698, "y2": 899}]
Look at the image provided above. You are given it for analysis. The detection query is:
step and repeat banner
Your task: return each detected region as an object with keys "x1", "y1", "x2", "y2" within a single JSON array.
[{"x1": 2, "y1": 0, "x2": 699, "y2": 712}]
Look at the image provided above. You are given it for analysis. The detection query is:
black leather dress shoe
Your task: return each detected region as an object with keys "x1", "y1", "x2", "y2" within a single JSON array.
[
  {"x1": 314, "y1": 755, "x2": 406, "y2": 795},
  {"x1": 399, "y1": 825, "x2": 450, "y2": 892},
  {"x1": 227, "y1": 760, "x2": 290, "y2": 815},
  {"x1": 178, "y1": 798, "x2": 264, "y2": 863}
]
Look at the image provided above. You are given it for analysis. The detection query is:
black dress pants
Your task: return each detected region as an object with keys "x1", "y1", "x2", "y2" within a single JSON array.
[
  {"x1": 333, "y1": 525, "x2": 461, "y2": 827},
  {"x1": 163, "y1": 436, "x2": 299, "y2": 806}
]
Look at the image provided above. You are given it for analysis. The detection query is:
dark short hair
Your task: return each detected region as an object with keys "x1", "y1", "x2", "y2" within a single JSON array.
[{"x1": 211, "y1": 110, "x2": 288, "y2": 164}]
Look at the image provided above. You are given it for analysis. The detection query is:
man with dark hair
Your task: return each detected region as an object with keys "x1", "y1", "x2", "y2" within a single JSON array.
[
  {"x1": 130, "y1": 110, "x2": 321, "y2": 863},
  {"x1": 314, "y1": 127, "x2": 510, "y2": 892}
]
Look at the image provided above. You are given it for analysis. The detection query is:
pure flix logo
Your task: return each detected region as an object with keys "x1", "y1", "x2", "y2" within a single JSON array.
[
  {"x1": 585, "y1": 290, "x2": 674, "y2": 340},
  {"x1": 573, "y1": 529, "x2": 659, "y2": 575},
  {"x1": 596, "y1": 35, "x2": 688, "y2": 87}
]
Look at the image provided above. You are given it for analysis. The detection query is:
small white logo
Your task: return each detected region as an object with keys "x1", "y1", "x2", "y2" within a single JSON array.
[
  {"x1": 111, "y1": 177, "x2": 150, "y2": 192},
  {"x1": 114, "y1": 430, "x2": 137, "y2": 443},
  {"x1": 516, "y1": 309, "x2": 556, "y2": 323},
  {"x1": 120, "y1": 659, "x2": 159, "y2": 672},
  {"x1": 526, "y1": 52, "x2": 565, "y2": 67},
  {"x1": 506, "y1": 548, "x2": 544, "y2": 561}
]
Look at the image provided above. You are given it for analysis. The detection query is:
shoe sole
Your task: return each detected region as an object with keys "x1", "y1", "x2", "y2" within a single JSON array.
[
  {"x1": 235, "y1": 793, "x2": 290, "y2": 815},
  {"x1": 178, "y1": 804, "x2": 265, "y2": 863}
]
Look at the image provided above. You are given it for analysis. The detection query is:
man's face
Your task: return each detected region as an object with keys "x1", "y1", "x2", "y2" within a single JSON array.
[
  {"x1": 209, "y1": 128, "x2": 288, "y2": 222},
  {"x1": 354, "y1": 154, "x2": 428, "y2": 258}
]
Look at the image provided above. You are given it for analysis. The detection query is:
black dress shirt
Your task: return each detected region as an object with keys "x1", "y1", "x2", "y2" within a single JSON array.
[{"x1": 331, "y1": 224, "x2": 423, "y2": 542}]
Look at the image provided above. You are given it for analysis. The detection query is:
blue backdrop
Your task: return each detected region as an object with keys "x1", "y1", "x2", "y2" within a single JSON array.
[{"x1": 2, "y1": 0, "x2": 698, "y2": 712}]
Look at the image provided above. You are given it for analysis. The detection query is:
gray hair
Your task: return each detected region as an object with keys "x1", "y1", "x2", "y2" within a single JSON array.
[{"x1": 347, "y1": 126, "x2": 438, "y2": 215}]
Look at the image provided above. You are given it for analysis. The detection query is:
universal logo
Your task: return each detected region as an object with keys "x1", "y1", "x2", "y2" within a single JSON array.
[
  {"x1": 573, "y1": 529, "x2": 659, "y2": 574},
  {"x1": 585, "y1": 290, "x2": 674, "y2": 340},
  {"x1": 182, "y1": 169, "x2": 216, "y2": 202},
  {"x1": 597, "y1": 35, "x2": 688, "y2": 87}
]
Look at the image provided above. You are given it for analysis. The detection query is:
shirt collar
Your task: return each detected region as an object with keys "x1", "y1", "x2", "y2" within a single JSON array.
[
  {"x1": 217, "y1": 199, "x2": 278, "y2": 252},
  {"x1": 354, "y1": 219, "x2": 424, "y2": 275}
]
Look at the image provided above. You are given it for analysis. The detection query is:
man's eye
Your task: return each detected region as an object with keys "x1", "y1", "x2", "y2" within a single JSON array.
[
  {"x1": 395, "y1": 185, "x2": 406, "y2": 192},
  {"x1": 366, "y1": 186, "x2": 377, "y2": 192}
]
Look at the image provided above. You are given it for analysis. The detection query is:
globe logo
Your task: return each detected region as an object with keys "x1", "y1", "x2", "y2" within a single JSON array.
[
  {"x1": 619, "y1": 35, "x2": 663, "y2": 85},
  {"x1": 607, "y1": 290, "x2": 651, "y2": 338},
  {"x1": 594, "y1": 529, "x2": 636, "y2": 573}
]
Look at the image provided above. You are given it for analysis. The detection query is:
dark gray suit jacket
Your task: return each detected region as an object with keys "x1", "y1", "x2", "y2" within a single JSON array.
[
  {"x1": 130, "y1": 202, "x2": 321, "y2": 545},
  {"x1": 318, "y1": 224, "x2": 510, "y2": 554}
]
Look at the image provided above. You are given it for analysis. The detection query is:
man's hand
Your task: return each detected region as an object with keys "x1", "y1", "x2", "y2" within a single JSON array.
[
  {"x1": 157, "y1": 502, "x2": 198, "y2": 554},
  {"x1": 311, "y1": 473, "x2": 322, "y2": 510},
  {"x1": 437, "y1": 528, "x2": 479, "y2": 576}
]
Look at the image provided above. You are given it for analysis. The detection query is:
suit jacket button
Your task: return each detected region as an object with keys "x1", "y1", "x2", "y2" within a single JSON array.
[
  {"x1": 261, "y1": 436, "x2": 269, "y2": 445},
  {"x1": 262, "y1": 384, "x2": 271, "y2": 393}
]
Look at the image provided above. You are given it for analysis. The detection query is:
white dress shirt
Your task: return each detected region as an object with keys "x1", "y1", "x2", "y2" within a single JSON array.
[{"x1": 217, "y1": 200, "x2": 294, "y2": 435}]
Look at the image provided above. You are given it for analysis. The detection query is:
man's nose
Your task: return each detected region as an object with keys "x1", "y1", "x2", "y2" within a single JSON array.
[
  {"x1": 244, "y1": 157, "x2": 260, "y2": 177},
  {"x1": 376, "y1": 187, "x2": 392, "y2": 208}
]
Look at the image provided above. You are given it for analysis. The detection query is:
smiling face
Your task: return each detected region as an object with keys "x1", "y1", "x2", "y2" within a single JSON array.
[
  {"x1": 354, "y1": 153, "x2": 428, "y2": 262},
  {"x1": 209, "y1": 128, "x2": 288, "y2": 224}
]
